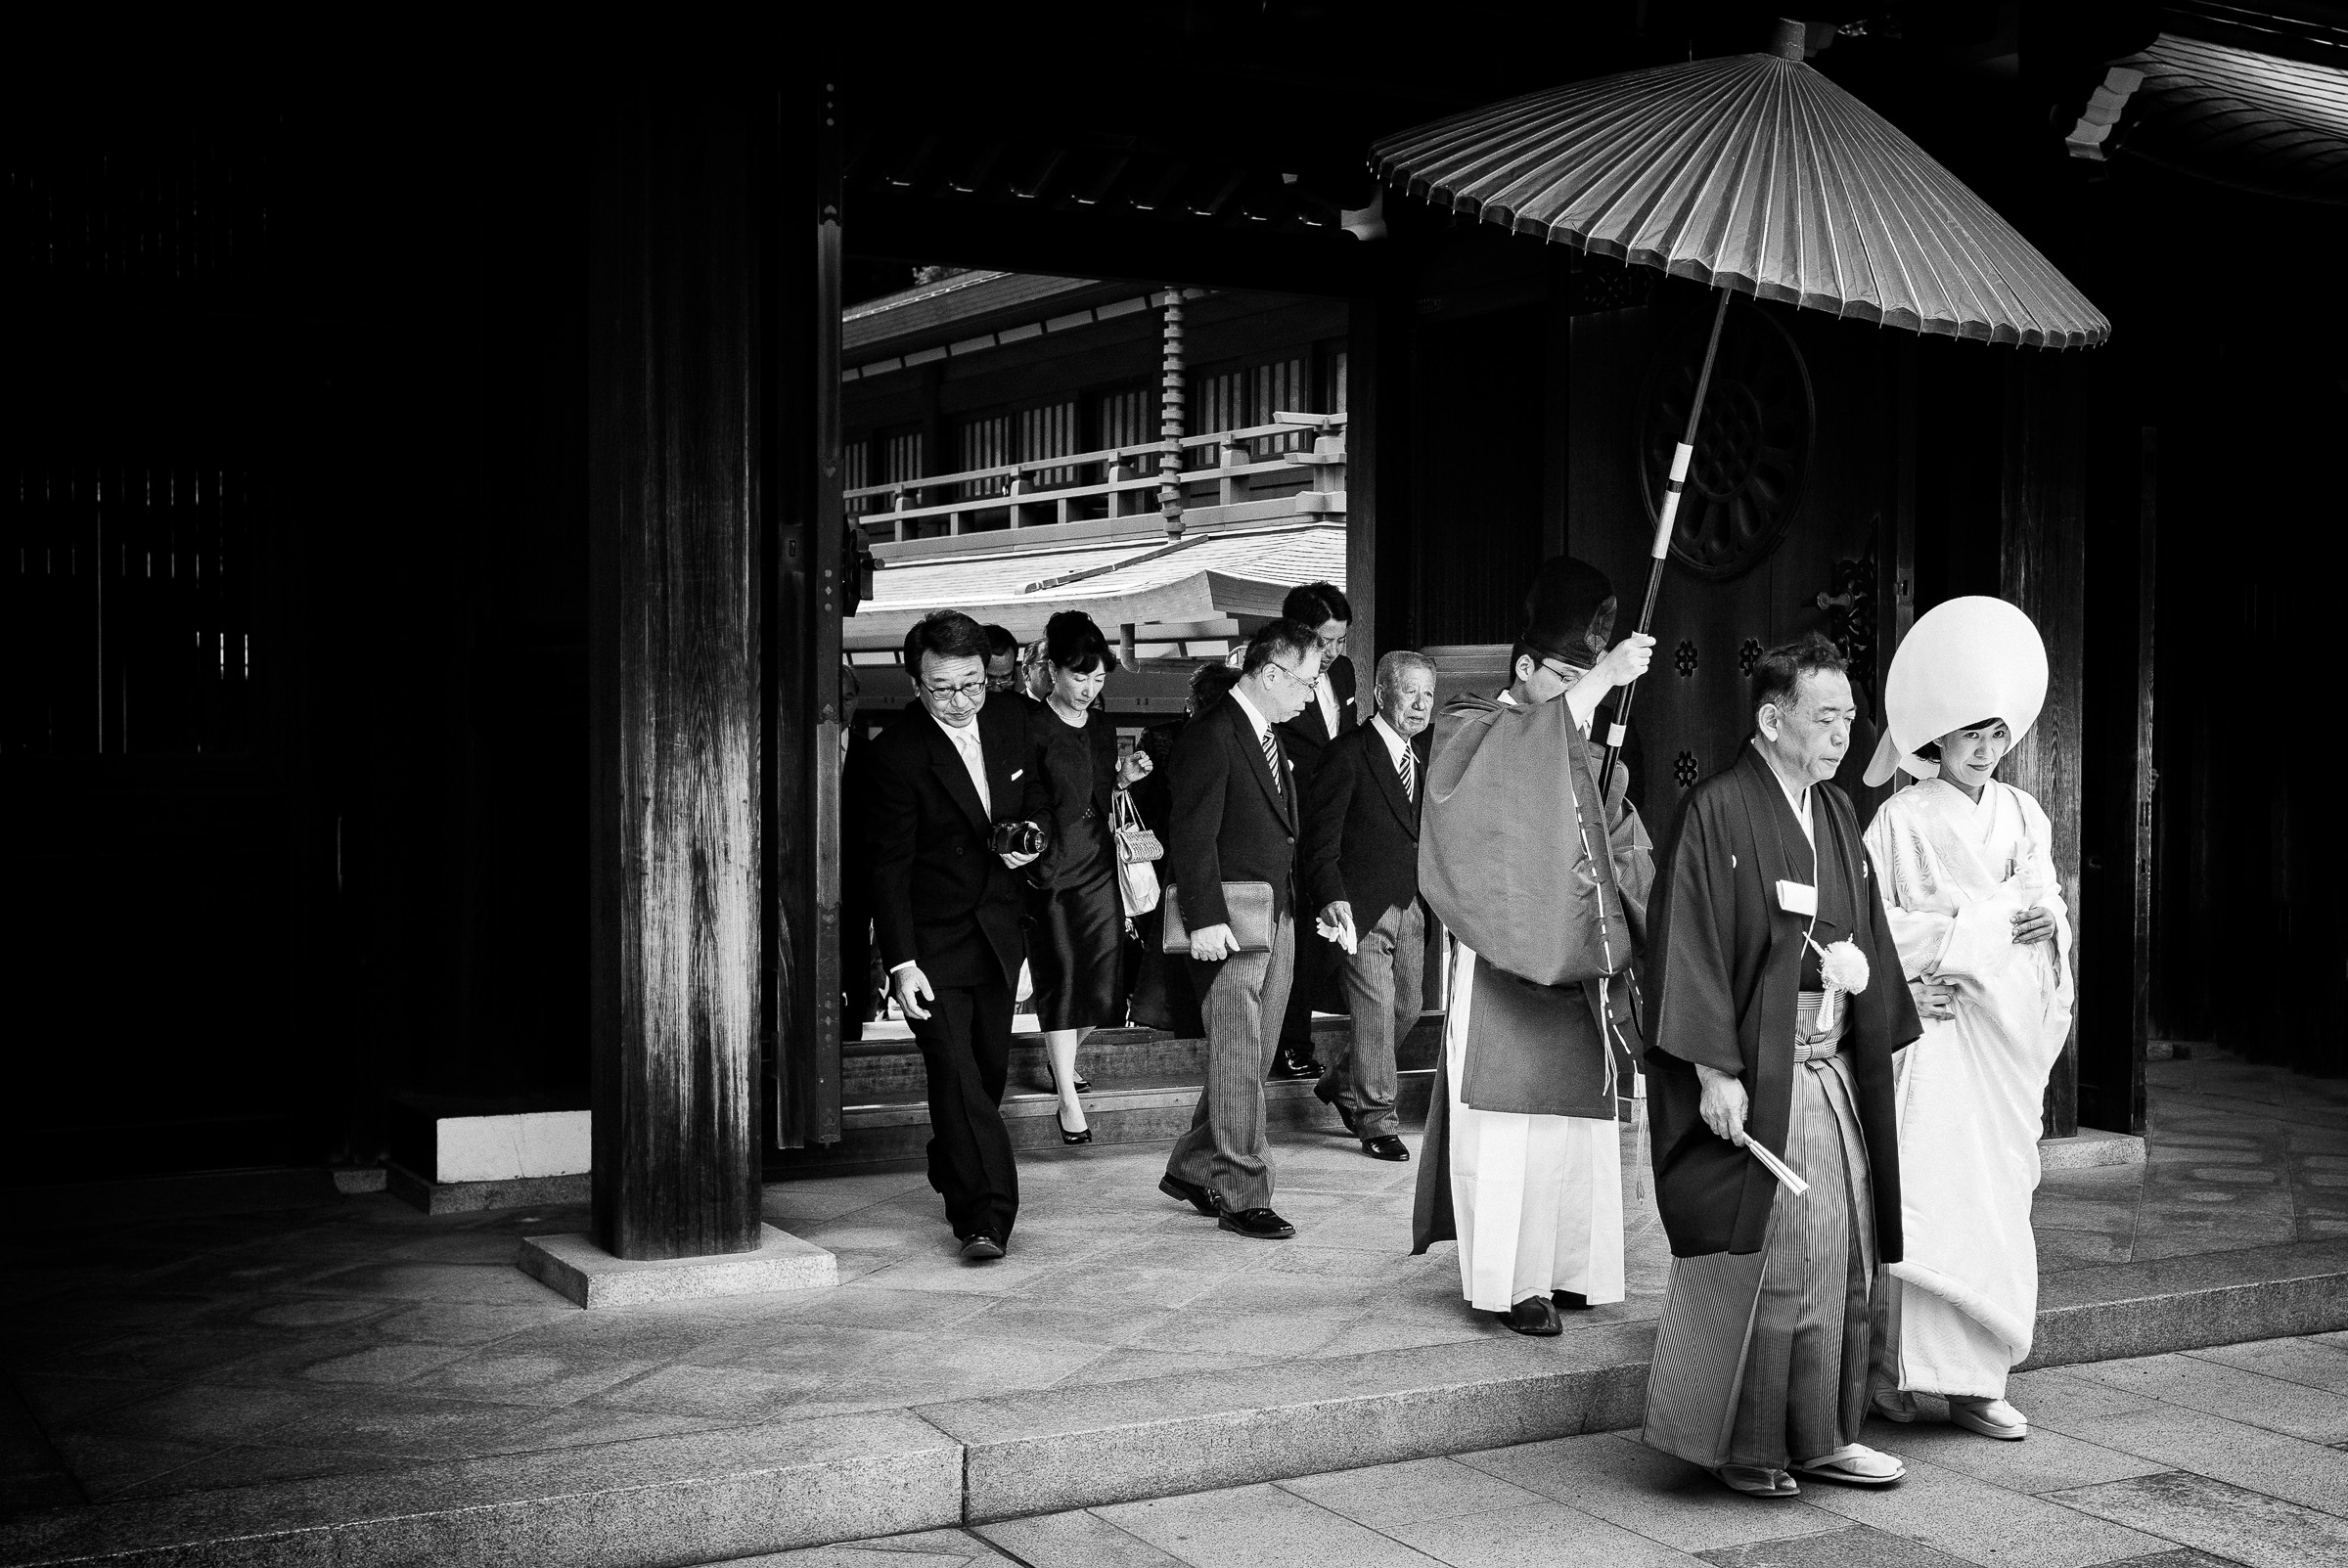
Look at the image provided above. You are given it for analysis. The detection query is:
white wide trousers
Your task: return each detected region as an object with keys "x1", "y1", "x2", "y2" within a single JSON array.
[{"x1": 1443, "y1": 941, "x2": 1625, "y2": 1310}]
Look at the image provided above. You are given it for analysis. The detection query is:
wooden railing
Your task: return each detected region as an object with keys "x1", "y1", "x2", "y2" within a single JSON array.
[{"x1": 845, "y1": 412, "x2": 1345, "y2": 542}]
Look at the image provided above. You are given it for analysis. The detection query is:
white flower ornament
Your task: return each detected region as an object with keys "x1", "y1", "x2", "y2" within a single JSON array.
[{"x1": 1806, "y1": 936, "x2": 1870, "y2": 1033}]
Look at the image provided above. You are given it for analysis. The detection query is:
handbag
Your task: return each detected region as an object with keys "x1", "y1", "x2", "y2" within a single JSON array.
[
  {"x1": 1159, "y1": 880, "x2": 1276, "y2": 954},
  {"x1": 1110, "y1": 789, "x2": 1163, "y2": 864},
  {"x1": 1110, "y1": 791, "x2": 1163, "y2": 917}
]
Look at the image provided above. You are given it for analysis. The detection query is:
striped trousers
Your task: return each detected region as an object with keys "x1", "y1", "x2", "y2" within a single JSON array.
[
  {"x1": 1644, "y1": 1053, "x2": 1876, "y2": 1470},
  {"x1": 1165, "y1": 913, "x2": 1296, "y2": 1213}
]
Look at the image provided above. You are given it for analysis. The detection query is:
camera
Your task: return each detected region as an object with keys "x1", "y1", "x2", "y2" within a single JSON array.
[{"x1": 988, "y1": 819, "x2": 1047, "y2": 857}]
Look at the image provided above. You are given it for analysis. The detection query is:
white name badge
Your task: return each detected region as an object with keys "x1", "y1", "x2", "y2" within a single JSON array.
[{"x1": 1776, "y1": 879, "x2": 1818, "y2": 917}]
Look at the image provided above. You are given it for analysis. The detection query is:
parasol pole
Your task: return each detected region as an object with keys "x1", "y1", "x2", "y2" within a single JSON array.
[{"x1": 1600, "y1": 285, "x2": 1732, "y2": 791}]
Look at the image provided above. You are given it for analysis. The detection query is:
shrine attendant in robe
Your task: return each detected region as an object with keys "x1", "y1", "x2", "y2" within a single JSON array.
[
  {"x1": 1860, "y1": 597, "x2": 2072, "y2": 1443},
  {"x1": 1640, "y1": 634, "x2": 1919, "y2": 1499},
  {"x1": 1410, "y1": 557, "x2": 1655, "y2": 1334}
]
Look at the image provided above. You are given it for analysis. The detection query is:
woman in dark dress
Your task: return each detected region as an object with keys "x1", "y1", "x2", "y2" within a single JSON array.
[{"x1": 1024, "y1": 610, "x2": 1152, "y2": 1143}]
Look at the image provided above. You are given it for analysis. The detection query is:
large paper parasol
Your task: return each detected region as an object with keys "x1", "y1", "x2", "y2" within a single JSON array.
[{"x1": 1371, "y1": 18, "x2": 2108, "y2": 780}]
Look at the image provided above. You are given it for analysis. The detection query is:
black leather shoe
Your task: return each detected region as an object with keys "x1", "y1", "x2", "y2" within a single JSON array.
[
  {"x1": 1269, "y1": 1044, "x2": 1324, "y2": 1081},
  {"x1": 1362, "y1": 1136, "x2": 1410, "y2": 1162},
  {"x1": 1495, "y1": 1296, "x2": 1563, "y2": 1336},
  {"x1": 1157, "y1": 1174, "x2": 1219, "y2": 1216},
  {"x1": 959, "y1": 1231, "x2": 1006, "y2": 1261},
  {"x1": 1056, "y1": 1108, "x2": 1093, "y2": 1146},
  {"x1": 1217, "y1": 1207, "x2": 1296, "y2": 1239},
  {"x1": 1553, "y1": 1290, "x2": 1592, "y2": 1310}
]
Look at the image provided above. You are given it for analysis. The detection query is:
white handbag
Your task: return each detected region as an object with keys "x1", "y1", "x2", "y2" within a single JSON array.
[{"x1": 1111, "y1": 791, "x2": 1161, "y2": 916}]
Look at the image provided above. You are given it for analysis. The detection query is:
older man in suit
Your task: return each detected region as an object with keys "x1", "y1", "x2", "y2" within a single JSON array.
[
  {"x1": 1270, "y1": 581, "x2": 1359, "y2": 1082},
  {"x1": 1159, "y1": 619, "x2": 1325, "y2": 1239},
  {"x1": 868, "y1": 610, "x2": 1053, "y2": 1260},
  {"x1": 1301, "y1": 650, "x2": 1436, "y2": 1162}
]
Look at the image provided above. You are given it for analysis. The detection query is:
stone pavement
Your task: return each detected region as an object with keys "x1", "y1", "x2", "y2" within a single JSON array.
[
  {"x1": 727, "y1": 1332, "x2": 2348, "y2": 1568},
  {"x1": 0, "y1": 1052, "x2": 2342, "y2": 1564}
]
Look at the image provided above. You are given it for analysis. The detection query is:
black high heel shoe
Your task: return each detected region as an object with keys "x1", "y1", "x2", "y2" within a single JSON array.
[{"x1": 1056, "y1": 1107, "x2": 1094, "y2": 1145}]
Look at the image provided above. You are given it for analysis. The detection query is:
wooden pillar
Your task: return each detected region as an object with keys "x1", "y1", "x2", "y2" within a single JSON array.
[
  {"x1": 586, "y1": 91, "x2": 765, "y2": 1260},
  {"x1": 1345, "y1": 290, "x2": 1414, "y2": 671},
  {"x1": 2000, "y1": 351, "x2": 2086, "y2": 1141}
]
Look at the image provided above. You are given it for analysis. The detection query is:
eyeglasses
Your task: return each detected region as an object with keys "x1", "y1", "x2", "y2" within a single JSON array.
[
  {"x1": 984, "y1": 673, "x2": 1018, "y2": 692},
  {"x1": 1266, "y1": 659, "x2": 1323, "y2": 692},
  {"x1": 1537, "y1": 657, "x2": 1585, "y2": 689},
  {"x1": 923, "y1": 679, "x2": 987, "y2": 705}
]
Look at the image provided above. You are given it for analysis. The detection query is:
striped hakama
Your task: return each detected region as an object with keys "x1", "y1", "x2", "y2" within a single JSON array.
[{"x1": 1643, "y1": 1004, "x2": 1876, "y2": 1471}]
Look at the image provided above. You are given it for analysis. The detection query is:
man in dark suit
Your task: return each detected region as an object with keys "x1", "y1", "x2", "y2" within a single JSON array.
[
  {"x1": 1270, "y1": 581, "x2": 1359, "y2": 1081},
  {"x1": 1301, "y1": 650, "x2": 1436, "y2": 1162},
  {"x1": 1159, "y1": 619, "x2": 1325, "y2": 1239},
  {"x1": 868, "y1": 610, "x2": 1052, "y2": 1260},
  {"x1": 1127, "y1": 660, "x2": 1242, "y2": 1037}
]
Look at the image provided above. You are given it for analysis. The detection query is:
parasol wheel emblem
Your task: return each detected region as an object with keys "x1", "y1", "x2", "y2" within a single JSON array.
[{"x1": 1639, "y1": 303, "x2": 1814, "y2": 581}]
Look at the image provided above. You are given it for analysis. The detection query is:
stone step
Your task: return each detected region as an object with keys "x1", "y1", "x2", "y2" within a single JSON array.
[
  {"x1": 769, "y1": 1069, "x2": 1439, "y2": 1175},
  {"x1": 841, "y1": 1013, "x2": 1441, "y2": 1100},
  {"x1": 769, "y1": 1014, "x2": 1442, "y2": 1176},
  {"x1": 11, "y1": 1239, "x2": 2342, "y2": 1566}
]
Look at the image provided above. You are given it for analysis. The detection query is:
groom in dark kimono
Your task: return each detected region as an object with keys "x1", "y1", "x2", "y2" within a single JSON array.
[{"x1": 1641, "y1": 633, "x2": 1919, "y2": 1498}]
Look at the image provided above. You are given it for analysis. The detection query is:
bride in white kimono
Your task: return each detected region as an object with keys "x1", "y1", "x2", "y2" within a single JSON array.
[{"x1": 1860, "y1": 597, "x2": 2073, "y2": 1443}]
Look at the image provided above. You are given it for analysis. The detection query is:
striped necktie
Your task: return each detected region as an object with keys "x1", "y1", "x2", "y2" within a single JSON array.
[
  {"x1": 1260, "y1": 728, "x2": 1282, "y2": 793},
  {"x1": 1398, "y1": 744, "x2": 1415, "y2": 802}
]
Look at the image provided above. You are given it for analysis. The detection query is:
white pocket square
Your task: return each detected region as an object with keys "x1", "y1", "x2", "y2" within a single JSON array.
[{"x1": 1011, "y1": 769, "x2": 1023, "y2": 780}]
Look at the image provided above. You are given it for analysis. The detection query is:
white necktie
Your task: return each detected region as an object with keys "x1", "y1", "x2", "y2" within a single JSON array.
[{"x1": 954, "y1": 726, "x2": 990, "y2": 814}]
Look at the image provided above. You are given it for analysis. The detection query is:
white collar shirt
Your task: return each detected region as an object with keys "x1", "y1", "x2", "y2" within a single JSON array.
[
  {"x1": 1369, "y1": 713, "x2": 1413, "y2": 789},
  {"x1": 1230, "y1": 688, "x2": 1274, "y2": 750},
  {"x1": 1315, "y1": 672, "x2": 1340, "y2": 738}
]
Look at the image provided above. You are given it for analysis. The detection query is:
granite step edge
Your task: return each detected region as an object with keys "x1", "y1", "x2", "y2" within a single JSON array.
[
  {"x1": 918, "y1": 1322, "x2": 1659, "y2": 1524},
  {"x1": 931, "y1": 1238, "x2": 2348, "y2": 1523},
  {"x1": 10, "y1": 1243, "x2": 2345, "y2": 1564},
  {"x1": 2022, "y1": 1236, "x2": 2348, "y2": 1369},
  {"x1": 0, "y1": 1411, "x2": 963, "y2": 1568}
]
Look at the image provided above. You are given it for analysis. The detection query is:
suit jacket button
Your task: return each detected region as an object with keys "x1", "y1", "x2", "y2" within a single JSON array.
[{"x1": 1287, "y1": 835, "x2": 1295, "y2": 845}]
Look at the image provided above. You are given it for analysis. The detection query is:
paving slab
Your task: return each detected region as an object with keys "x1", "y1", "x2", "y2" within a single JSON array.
[
  {"x1": 1384, "y1": 1498, "x2": 1707, "y2": 1566},
  {"x1": 2026, "y1": 1392, "x2": 2348, "y2": 1520},
  {"x1": 6, "y1": 1050, "x2": 2346, "y2": 1564},
  {"x1": 1455, "y1": 1432, "x2": 1846, "y2": 1553},
  {"x1": 2049, "y1": 1470, "x2": 2348, "y2": 1568},
  {"x1": 1769, "y1": 1454, "x2": 2179, "y2": 1568},
  {"x1": 1695, "y1": 1525, "x2": 1982, "y2": 1567},
  {"x1": 1095, "y1": 1482, "x2": 1450, "y2": 1567}
]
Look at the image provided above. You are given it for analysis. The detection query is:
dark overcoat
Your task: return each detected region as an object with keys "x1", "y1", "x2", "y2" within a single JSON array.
[
  {"x1": 865, "y1": 699, "x2": 1053, "y2": 991},
  {"x1": 1641, "y1": 743, "x2": 1920, "y2": 1262},
  {"x1": 1164, "y1": 693, "x2": 1300, "y2": 927}
]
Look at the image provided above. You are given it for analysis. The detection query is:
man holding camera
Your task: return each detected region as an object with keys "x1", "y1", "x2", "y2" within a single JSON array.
[{"x1": 868, "y1": 610, "x2": 1054, "y2": 1259}]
